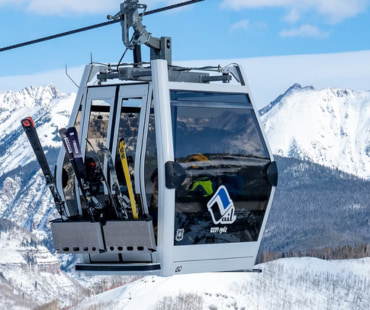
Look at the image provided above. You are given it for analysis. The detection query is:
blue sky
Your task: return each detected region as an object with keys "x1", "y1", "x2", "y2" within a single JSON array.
[
  {"x1": 1, "y1": 0, "x2": 370, "y2": 72},
  {"x1": 0, "y1": 0, "x2": 370, "y2": 107}
]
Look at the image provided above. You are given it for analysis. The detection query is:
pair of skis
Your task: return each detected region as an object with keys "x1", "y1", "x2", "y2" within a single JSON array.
[
  {"x1": 99, "y1": 139, "x2": 138, "y2": 220},
  {"x1": 59, "y1": 127, "x2": 105, "y2": 222},
  {"x1": 21, "y1": 117, "x2": 67, "y2": 220},
  {"x1": 86, "y1": 140, "x2": 128, "y2": 220},
  {"x1": 101, "y1": 146, "x2": 130, "y2": 220},
  {"x1": 59, "y1": 128, "x2": 138, "y2": 221}
]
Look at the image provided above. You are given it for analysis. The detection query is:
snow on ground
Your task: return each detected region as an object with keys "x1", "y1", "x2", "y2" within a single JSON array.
[
  {"x1": 71, "y1": 257, "x2": 370, "y2": 310},
  {"x1": 0, "y1": 224, "x2": 88, "y2": 309}
]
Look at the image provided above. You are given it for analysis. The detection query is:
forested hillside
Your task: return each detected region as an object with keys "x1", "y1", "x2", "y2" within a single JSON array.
[{"x1": 258, "y1": 156, "x2": 370, "y2": 261}]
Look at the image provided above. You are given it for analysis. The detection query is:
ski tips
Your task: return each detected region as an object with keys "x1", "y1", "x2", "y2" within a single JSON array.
[
  {"x1": 21, "y1": 116, "x2": 35, "y2": 128},
  {"x1": 66, "y1": 127, "x2": 78, "y2": 136}
]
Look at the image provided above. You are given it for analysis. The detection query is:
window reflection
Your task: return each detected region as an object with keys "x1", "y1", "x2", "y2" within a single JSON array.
[
  {"x1": 171, "y1": 90, "x2": 272, "y2": 245},
  {"x1": 115, "y1": 106, "x2": 140, "y2": 193}
]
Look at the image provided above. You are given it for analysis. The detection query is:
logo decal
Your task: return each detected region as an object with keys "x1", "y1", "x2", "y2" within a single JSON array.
[
  {"x1": 175, "y1": 228, "x2": 184, "y2": 242},
  {"x1": 207, "y1": 185, "x2": 236, "y2": 225}
]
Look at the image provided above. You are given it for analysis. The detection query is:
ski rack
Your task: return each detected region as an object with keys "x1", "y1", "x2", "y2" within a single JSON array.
[
  {"x1": 53, "y1": 125, "x2": 159, "y2": 273},
  {"x1": 51, "y1": 218, "x2": 159, "y2": 273}
]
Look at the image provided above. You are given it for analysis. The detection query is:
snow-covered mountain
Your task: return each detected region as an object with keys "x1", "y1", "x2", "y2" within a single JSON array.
[
  {"x1": 71, "y1": 257, "x2": 370, "y2": 310},
  {"x1": 0, "y1": 85, "x2": 74, "y2": 175},
  {"x1": 0, "y1": 85, "x2": 75, "y2": 236},
  {"x1": 260, "y1": 83, "x2": 370, "y2": 179}
]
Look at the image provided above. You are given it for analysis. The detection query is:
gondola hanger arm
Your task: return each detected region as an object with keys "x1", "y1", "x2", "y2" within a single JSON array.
[{"x1": 0, "y1": 0, "x2": 205, "y2": 53}]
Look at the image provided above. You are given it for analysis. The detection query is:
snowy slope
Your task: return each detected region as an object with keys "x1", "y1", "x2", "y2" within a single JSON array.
[
  {"x1": 0, "y1": 219, "x2": 89, "y2": 309},
  {"x1": 260, "y1": 84, "x2": 370, "y2": 179},
  {"x1": 71, "y1": 257, "x2": 370, "y2": 310}
]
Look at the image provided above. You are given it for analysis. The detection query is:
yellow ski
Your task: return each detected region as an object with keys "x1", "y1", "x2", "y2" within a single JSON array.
[{"x1": 119, "y1": 138, "x2": 138, "y2": 219}]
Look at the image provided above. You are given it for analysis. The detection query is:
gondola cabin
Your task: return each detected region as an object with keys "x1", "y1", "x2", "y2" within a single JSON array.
[
  {"x1": 23, "y1": 0, "x2": 278, "y2": 276},
  {"x1": 50, "y1": 59, "x2": 277, "y2": 276}
]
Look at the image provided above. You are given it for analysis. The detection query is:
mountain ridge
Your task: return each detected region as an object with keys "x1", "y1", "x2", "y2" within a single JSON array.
[
  {"x1": 260, "y1": 84, "x2": 370, "y2": 179},
  {"x1": 0, "y1": 85, "x2": 75, "y2": 175}
]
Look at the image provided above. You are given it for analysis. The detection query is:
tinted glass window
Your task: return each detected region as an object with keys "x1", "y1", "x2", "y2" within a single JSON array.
[
  {"x1": 85, "y1": 100, "x2": 111, "y2": 217},
  {"x1": 114, "y1": 105, "x2": 141, "y2": 213},
  {"x1": 171, "y1": 90, "x2": 272, "y2": 246}
]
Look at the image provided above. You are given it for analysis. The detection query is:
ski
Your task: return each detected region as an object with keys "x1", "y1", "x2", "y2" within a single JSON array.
[
  {"x1": 102, "y1": 146, "x2": 129, "y2": 219},
  {"x1": 85, "y1": 139, "x2": 124, "y2": 220},
  {"x1": 21, "y1": 117, "x2": 67, "y2": 220},
  {"x1": 119, "y1": 138, "x2": 138, "y2": 219},
  {"x1": 59, "y1": 127, "x2": 104, "y2": 221}
]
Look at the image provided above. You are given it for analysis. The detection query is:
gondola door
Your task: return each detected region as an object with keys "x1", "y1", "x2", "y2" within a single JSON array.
[
  {"x1": 77, "y1": 86, "x2": 117, "y2": 218},
  {"x1": 110, "y1": 84, "x2": 151, "y2": 219},
  {"x1": 52, "y1": 83, "x2": 159, "y2": 272}
]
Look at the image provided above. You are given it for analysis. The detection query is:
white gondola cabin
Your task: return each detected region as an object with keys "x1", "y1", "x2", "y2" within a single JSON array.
[
  {"x1": 50, "y1": 58, "x2": 277, "y2": 276},
  {"x1": 25, "y1": 0, "x2": 278, "y2": 276}
]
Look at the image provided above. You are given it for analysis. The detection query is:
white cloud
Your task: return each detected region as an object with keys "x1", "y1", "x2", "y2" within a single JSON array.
[
  {"x1": 0, "y1": 0, "x2": 25, "y2": 4},
  {"x1": 230, "y1": 19, "x2": 250, "y2": 31},
  {"x1": 0, "y1": 0, "x2": 185, "y2": 16},
  {"x1": 280, "y1": 24, "x2": 330, "y2": 38},
  {"x1": 0, "y1": 0, "x2": 119, "y2": 15},
  {"x1": 311, "y1": 0, "x2": 369, "y2": 23},
  {"x1": 221, "y1": 0, "x2": 293, "y2": 9},
  {"x1": 221, "y1": 0, "x2": 370, "y2": 24},
  {"x1": 28, "y1": 0, "x2": 121, "y2": 15},
  {"x1": 283, "y1": 7, "x2": 301, "y2": 23},
  {"x1": 230, "y1": 19, "x2": 267, "y2": 33},
  {"x1": 2, "y1": 0, "x2": 368, "y2": 20}
]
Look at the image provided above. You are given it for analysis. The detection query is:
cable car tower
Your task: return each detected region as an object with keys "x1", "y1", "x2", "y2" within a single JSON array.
[{"x1": 16, "y1": 0, "x2": 278, "y2": 276}]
